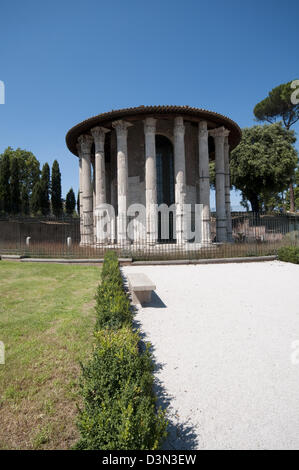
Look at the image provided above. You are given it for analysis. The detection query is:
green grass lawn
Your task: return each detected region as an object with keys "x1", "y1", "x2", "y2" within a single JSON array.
[{"x1": 0, "y1": 261, "x2": 100, "y2": 449}]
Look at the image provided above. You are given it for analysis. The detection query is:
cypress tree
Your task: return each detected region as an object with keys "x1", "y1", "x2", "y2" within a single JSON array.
[
  {"x1": 51, "y1": 160, "x2": 62, "y2": 217},
  {"x1": 40, "y1": 163, "x2": 50, "y2": 215},
  {"x1": 0, "y1": 154, "x2": 11, "y2": 213},
  {"x1": 65, "y1": 188, "x2": 76, "y2": 216},
  {"x1": 21, "y1": 185, "x2": 30, "y2": 215},
  {"x1": 31, "y1": 181, "x2": 43, "y2": 215},
  {"x1": 10, "y1": 157, "x2": 21, "y2": 214},
  {"x1": 77, "y1": 190, "x2": 80, "y2": 216}
]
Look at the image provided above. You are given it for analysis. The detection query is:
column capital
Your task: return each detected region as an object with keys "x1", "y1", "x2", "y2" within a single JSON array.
[
  {"x1": 78, "y1": 134, "x2": 93, "y2": 154},
  {"x1": 209, "y1": 126, "x2": 230, "y2": 140},
  {"x1": 174, "y1": 116, "x2": 185, "y2": 136},
  {"x1": 112, "y1": 120, "x2": 132, "y2": 137},
  {"x1": 144, "y1": 117, "x2": 156, "y2": 134},
  {"x1": 91, "y1": 126, "x2": 110, "y2": 152}
]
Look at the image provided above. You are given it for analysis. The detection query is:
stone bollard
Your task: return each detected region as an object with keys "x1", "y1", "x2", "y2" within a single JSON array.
[
  {"x1": 67, "y1": 237, "x2": 72, "y2": 248},
  {"x1": 26, "y1": 237, "x2": 31, "y2": 247}
]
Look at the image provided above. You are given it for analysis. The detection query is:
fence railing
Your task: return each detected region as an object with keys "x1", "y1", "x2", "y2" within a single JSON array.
[{"x1": 0, "y1": 213, "x2": 298, "y2": 261}]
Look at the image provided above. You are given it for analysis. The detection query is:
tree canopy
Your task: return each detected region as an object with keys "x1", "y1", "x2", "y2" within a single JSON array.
[
  {"x1": 0, "y1": 147, "x2": 40, "y2": 197},
  {"x1": 0, "y1": 154, "x2": 11, "y2": 213},
  {"x1": 40, "y1": 163, "x2": 50, "y2": 215},
  {"x1": 77, "y1": 191, "x2": 80, "y2": 216},
  {"x1": 10, "y1": 157, "x2": 21, "y2": 214},
  {"x1": 253, "y1": 80, "x2": 299, "y2": 211},
  {"x1": 65, "y1": 188, "x2": 76, "y2": 215},
  {"x1": 285, "y1": 165, "x2": 299, "y2": 211},
  {"x1": 0, "y1": 147, "x2": 76, "y2": 217},
  {"x1": 230, "y1": 123, "x2": 298, "y2": 212},
  {"x1": 31, "y1": 181, "x2": 44, "y2": 215},
  {"x1": 51, "y1": 160, "x2": 62, "y2": 217},
  {"x1": 254, "y1": 81, "x2": 299, "y2": 130},
  {"x1": 21, "y1": 185, "x2": 30, "y2": 215}
]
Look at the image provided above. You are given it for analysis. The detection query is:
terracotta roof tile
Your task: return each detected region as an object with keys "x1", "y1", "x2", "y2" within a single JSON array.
[{"x1": 65, "y1": 105, "x2": 241, "y2": 156}]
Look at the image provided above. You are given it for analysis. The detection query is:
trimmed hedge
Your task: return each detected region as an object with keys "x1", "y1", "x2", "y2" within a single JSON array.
[
  {"x1": 277, "y1": 246, "x2": 299, "y2": 264},
  {"x1": 95, "y1": 250, "x2": 132, "y2": 330},
  {"x1": 75, "y1": 251, "x2": 167, "y2": 450}
]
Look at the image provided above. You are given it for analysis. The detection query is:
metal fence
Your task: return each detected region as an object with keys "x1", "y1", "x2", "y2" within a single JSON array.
[{"x1": 0, "y1": 213, "x2": 298, "y2": 261}]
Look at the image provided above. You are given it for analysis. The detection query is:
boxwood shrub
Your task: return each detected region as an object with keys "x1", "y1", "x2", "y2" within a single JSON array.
[
  {"x1": 75, "y1": 328, "x2": 166, "y2": 450},
  {"x1": 278, "y1": 246, "x2": 299, "y2": 264},
  {"x1": 95, "y1": 281, "x2": 132, "y2": 330},
  {"x1": 75, "y1": 251, "x2": 167, "y2": 450},
  {"x1": 95, "y1": 252, "x2": 132, "y2": 330}
]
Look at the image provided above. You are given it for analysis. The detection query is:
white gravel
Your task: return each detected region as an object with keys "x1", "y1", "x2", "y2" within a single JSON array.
[{"x1": 122, "y1": 261, "x2": 299, "y2": 450}]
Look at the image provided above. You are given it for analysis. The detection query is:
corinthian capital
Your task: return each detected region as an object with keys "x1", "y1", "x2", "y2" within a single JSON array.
[
  {"x1": 209, "y1": 126, "x2": 230, "y2": 140},
  {"x1": 112, "y1": 120, "x2": 132, "y2": 138},
  {"x1": 91, "y1": 126, "x2": 110, "y2": 152},
  {"x1": 78, "y1": 134, "x2": 93, "y2": 154},
  {"x1": 174, "y1": 116, "x2": 185, "y2": 136},
  {"x1": 144, "y1": 117, "x2": 156, "y2": 135}
]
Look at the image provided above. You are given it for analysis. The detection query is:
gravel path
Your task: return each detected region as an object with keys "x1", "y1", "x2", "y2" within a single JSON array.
[{"x1": 122, "y1": 261, "x2": 299, "y2": 450}]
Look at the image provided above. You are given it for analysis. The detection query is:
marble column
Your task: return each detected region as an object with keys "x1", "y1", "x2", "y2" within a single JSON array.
[
  {"x1": 198, "y1": 121, "x2": 211, "y2": 244},
  {"x1": 224, "y1": 135, "x2": 233, "y2": 242},
  {"x1": 78, "y1": 134, "x2": 94, "y2": 245},
  {"x1": 112, "y1": 120, "x2": 131, "y2": 245},
  {"x1": 92, "y1": 158, "x2": 96, "y2": 243},
  {"x1": 174, "y1": 116, "x2": 186, "y2": 244},
  {"x1": 91, "y1": 126, "x2": 110, "y2": 244},
  {"x1": 210, "y1": 127, "x2": 229, "y2": 242},
  {"x1": 91, "y1": 126, "x2": 109, "y2": 207},
  {"x1": 76, "y1": 143, "x2": 83, "y2": 241},
  {"x1": 144, "y1": 117, "x2": 157, "y2": 244},
  {"x1": 110, "y1": 178, "x2": 117, "y2": 243}
]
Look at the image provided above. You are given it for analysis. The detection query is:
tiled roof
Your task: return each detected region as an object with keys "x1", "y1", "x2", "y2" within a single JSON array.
[{"x1": 65, "y1": 105, "x2": 242, "y2": 156}]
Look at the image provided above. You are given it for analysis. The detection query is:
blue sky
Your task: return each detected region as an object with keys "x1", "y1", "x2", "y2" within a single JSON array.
[{"x1": 0, "y1": 0, "x2": 298, "y2": 209}]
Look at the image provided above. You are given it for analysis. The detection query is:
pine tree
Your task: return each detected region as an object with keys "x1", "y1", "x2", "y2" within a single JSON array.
[
  {"x1": 31, "y1": 181, "x2": 43, "y2": 215},
  {"x1": 0, "y1": 154, "x2": 11, "y2": 213},
  {"x1": 10, "y1": 157, "x2": 21, "y2": 214},
  {"x1": 21, "y1": 185, "x2": 30, "y2": 215},
  {"x1": 77, "y1": 191, "x2": 80, "y2": 216},
  {"x1": 40, "y1": 163, "x2": 50, "y2": 215},
  {"x1": 51, "y1": 160, "x2": 62, "y2": 217},
  {"x1": 65, "y1": 188, "x2": 76, "y2": 216},
  {"x1": 254, "y1": 81, "x2": 299, "y2": 211}
]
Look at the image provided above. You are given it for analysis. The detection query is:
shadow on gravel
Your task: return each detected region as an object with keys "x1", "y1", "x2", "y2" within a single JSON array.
[
  {"x1": 134, "y1": 315, "x2": 199, "y2": 450},
  {"x1": 144, "y1": 291, "x2": 167, "y2": 309},
  {"x1": 122, "y1": 269, "x2": 198, "y2": 450}
]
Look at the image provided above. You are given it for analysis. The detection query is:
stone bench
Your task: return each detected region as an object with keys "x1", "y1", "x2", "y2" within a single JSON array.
[{"x1": 126, "y1": 273, "x2": 156, "y2": 305}]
